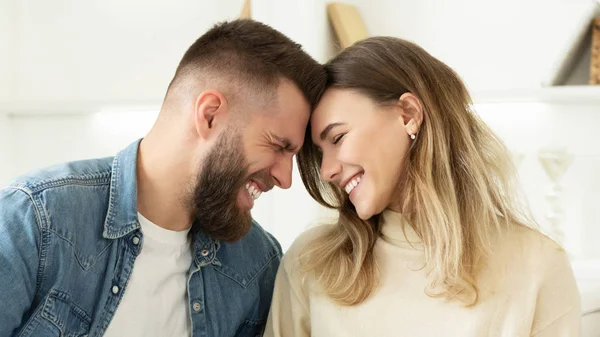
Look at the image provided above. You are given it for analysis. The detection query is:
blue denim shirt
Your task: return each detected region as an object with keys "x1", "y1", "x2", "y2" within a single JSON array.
[{"x1": 0, "y1": 139, "x2": 282, "y2": 337}]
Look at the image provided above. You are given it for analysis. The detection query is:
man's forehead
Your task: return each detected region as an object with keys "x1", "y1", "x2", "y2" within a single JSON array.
[{"x1": 274, "y1": 79, "x2": 309, "y2": 105}]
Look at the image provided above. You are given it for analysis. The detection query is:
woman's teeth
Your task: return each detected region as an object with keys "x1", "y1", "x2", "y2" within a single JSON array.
[{"x1": 344, "y1": 175, "x2": 362, "y2": 194}]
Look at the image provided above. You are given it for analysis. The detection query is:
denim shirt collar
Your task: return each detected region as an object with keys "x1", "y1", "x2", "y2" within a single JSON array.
[
  {"x1": 102, "y1": 139, "x2": 221, "y2": 267},
  {"x1": 102, "y1": 139, "x2": 142, "y2": 239}
]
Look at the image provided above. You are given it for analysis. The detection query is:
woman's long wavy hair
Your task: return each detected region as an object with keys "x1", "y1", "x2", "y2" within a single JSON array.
[{"x1": 297, "y1": 36, "x2": 536, "y2": 306}]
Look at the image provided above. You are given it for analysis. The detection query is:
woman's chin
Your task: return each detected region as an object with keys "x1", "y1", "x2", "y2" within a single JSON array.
[
  {"x1": 354, "y1": 204, "x2": 377, "y2": 220},
  {"x1": 353, "y1": 199, "x2": 390, "y2": 220}
]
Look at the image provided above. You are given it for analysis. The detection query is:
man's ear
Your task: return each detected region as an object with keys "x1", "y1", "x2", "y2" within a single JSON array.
[
  {"x1": 398, "y1": 92, "x2": 423, "y2": 137},
  {"x1": 194, "y1": 90, "x2": 229, "y2": 140}
]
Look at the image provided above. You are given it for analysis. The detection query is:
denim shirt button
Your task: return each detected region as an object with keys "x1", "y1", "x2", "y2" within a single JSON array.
[
  {"x1": 200, "y1": 249, "x2": 209, "y2": 257},
  {"x1": 192, "y1": 301, "x2": 201, "y2": 312},
  {"x1": 132, "y1": 236, "x2": 140, "y2": 245},
  {"x1": 112, "y1": 285, "x2": 120, "y2": 295}
]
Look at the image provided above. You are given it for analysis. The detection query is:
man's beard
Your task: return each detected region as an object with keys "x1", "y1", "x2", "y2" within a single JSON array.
[{"x1": 189, "y1": 129, "x2": 252, "y2": 242}]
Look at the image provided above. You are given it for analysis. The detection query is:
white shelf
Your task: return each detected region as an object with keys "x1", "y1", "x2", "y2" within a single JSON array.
[
  {"x1": 472, "y1": 86, "x2": 600, "y2": 104},
  {"x1": 0, "y1": 100, "x2": 162, "y2": 116}
]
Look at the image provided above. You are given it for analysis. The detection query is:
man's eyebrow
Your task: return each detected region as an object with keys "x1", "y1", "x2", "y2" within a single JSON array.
[{"x1": 319, "y1": 122, "x2": 345, "y2": 141}]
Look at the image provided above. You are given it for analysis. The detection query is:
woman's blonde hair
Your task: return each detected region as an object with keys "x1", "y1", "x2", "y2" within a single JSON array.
[{"x1": 297, "y1": 36, "x2": 535, "y2": 306}]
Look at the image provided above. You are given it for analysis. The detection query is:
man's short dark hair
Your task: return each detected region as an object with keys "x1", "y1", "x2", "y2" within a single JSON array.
[{"x1": 166, "y1": 19, "x2": 326, "y2": 109}]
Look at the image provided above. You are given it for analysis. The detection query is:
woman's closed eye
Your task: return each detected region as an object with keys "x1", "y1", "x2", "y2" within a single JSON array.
[{"x1": 333, "y1": 133, "x2": 346, "y2": 145}]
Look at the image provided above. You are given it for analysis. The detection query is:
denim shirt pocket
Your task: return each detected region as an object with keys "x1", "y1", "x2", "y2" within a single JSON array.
[
  {"x1": 26, "y1": 289, "x2": 92, "y2": 337},
  {"x1": 233, "y1": 319, "x2": 265, "y2": 337}
]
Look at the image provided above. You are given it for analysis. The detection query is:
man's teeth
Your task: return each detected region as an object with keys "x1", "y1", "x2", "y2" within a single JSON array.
[
  {"x1": 344, "y1": 176, "x2": 362, "y2": 194},
  {"x1": 245, "y1": 183, "x2": 262, "y2": 200}
]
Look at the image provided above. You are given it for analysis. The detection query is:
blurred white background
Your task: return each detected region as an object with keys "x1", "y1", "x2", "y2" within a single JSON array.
[{"x1": 0, "y1": 0, "x2": 599, "y2": 261}]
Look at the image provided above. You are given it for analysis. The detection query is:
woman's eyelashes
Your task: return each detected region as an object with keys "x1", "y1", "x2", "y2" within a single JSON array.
[{"x1": 333, "y1": 133, "x2": 346, "y2": 145}]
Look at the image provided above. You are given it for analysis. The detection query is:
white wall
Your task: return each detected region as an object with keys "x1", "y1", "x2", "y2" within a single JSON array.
[
  {"x1": 347, "y1": 0, "x2": 594, "y2": 92},
  {"x1": 0, "y1": 0, "x2": 13, "y2": 184},
  {"x1": 11, "y1": 0, "x2": 244, "y2": 103},
  {"x1": 0, "y1": 115, "x2": 12, "y2": 186},
  {"x1": 476, "y1": 102, "x2": 600, "y2": 259},
  {"x1": 252, "y1": 0, "x2": 336, "y2": 63},
  {"x1": 9, "y1": 111, "x2": 157, "y2": 174},
  {"x1": 0, "y1": 0, "x2": 15, "y2": 103}
]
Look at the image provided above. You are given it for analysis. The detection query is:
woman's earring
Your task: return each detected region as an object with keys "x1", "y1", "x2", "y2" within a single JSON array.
[{"x1": 410, "y1": 134, "x2": 416, "y2": 140}]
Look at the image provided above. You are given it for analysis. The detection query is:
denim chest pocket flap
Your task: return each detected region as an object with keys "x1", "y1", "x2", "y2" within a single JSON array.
[{"x1": 39, "y1": 289, "x2": 91, "y2": 337}]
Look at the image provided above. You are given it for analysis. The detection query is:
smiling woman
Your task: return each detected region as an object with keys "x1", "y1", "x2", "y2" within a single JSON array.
[{"x1": 265, "y1": 36, "x2": 581, "y2": 337}]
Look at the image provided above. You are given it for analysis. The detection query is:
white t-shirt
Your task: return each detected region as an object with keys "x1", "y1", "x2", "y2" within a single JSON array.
[{"x1": 104, "y1": 213, "x2": 192, "y2": 337}]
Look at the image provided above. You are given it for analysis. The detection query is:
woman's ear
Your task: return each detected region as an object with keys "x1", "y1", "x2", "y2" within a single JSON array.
[{"x1": 398, "y1": 92, "x2": 423, "y2": 137}]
